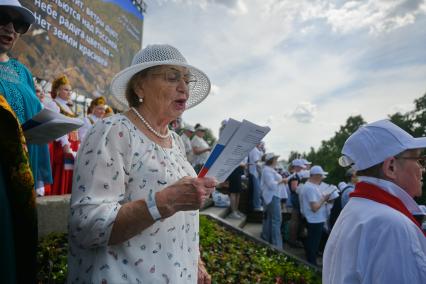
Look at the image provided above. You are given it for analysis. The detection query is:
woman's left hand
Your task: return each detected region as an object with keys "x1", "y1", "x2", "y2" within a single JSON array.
[{"x1": 198, "y1": 259, "x2": 211, "y2": 284}]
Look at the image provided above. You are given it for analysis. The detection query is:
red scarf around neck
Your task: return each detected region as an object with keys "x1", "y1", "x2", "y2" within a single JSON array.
[{"x1": 350, "y1": 182, "x2": 426, "y2": 237}]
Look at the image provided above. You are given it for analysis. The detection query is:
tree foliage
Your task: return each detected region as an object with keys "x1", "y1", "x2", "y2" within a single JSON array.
[
  {"x1": 297, "y1": 91, "x2": 426, "y2": 204},
  {"x1": 305, "y1": 115, "x2": 365, "y2": 185}
]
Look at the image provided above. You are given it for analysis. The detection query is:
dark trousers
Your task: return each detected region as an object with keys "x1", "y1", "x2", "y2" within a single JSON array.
[{"x1": 305, "y1": 222, "x2": 324, "y2": 266}]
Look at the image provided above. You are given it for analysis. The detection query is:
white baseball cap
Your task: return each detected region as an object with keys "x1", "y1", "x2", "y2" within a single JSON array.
[
  {"x1": 265, "y1": 152, "x2": 279, "y2": 162},
  {"x1": 301, "y1": 158, "x2": 312, "y2": 165},
  {"x1": 183, "y1": 125, "x2": 195, "y2": 132},
  {"x1": 291, "y1": 159, "x2": 306, "y2": 168},
  {"x1": 299, "y1": 170, "x2": 310, "y2": 179},
  {"x1": 339, "y1": 119, "x2": 426, "y2": 171},
  {"x1": 310, "y1": 165, "x2": 328, "y2": 177}
]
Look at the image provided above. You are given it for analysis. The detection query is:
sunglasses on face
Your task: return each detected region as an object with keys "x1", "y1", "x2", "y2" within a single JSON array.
[{"x1": 0, "y1": 11, "x2": 31, "y2": 34}]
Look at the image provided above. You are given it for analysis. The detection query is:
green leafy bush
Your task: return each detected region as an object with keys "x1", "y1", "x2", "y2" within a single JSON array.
[
  {"x1": 199, "y1": 215, "x2": 321, "y2": 284},
  {"x1": 37, "y1": 233, "x2": 68, "y2": 283},
  {"x1": 37, "y1": 217, "x2": 321, "y2": 283}
]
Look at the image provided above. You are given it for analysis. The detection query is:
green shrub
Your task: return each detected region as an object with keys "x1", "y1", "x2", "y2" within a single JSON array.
[
  {"x1": 199, "y1": 215, "x2": 321, "y2": 284},
  {"x1": 37, "y1": 233, "x2": 68, "y2": 283},
  {"x1": 37, "y1": 217, "x2": 321, "y2": 284}
]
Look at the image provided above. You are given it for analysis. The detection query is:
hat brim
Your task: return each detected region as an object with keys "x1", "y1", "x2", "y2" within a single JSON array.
[
  {"x1": 3, "y1": 5, "x2": 35, "y2": 24},
  {"x1": 110, "y1": 61, "x2": 211, "y2": 109},
  {"x1": 408, "y1": 137, "x2": 426, "y2": 150}
]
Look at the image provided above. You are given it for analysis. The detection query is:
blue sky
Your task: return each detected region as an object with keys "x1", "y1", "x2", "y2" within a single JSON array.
[
  {"x1": 142, "y1": 0, "x2": 426, "y2": 159},
  {"x1": 103, "y1": 0, "x2": 144, "y2": 19}
]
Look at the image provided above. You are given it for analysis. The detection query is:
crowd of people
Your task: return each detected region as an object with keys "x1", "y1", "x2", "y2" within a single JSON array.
[{"x1": 1, "y1": 1, "x2": 425, "y2": 283}]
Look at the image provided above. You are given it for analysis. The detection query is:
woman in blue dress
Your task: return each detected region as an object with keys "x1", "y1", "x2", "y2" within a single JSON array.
[{"x1": 0, "y1": 1, "x2": 52, "y2": 191}]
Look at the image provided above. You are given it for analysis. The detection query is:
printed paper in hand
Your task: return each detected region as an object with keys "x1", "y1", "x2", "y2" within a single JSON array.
[
  {"x1": 198, "y1": 118, "x2": 271, "y2": 182},
  {"x1": 22, "y1": 108, "x2": 83, "y2": 144}
]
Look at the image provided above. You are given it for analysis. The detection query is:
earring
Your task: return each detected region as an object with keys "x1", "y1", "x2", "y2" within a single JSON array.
[{"x1": 138, "y1": 97, "x2": 143, "y2": 103}]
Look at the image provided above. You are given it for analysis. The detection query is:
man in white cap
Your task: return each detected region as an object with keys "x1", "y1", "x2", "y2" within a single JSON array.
[
  {"x1": 191, "y1": 124, "x2": 211, "y2": 173},
  {"x1": 299, "y1": 165, "x2": 332, "y2": 265},
  {"x1": 180, "y1": 124, "x2": 194, "y2": 163},
  {"x1": 323, "y1": 119, "x2": 426, "y2": 283}
]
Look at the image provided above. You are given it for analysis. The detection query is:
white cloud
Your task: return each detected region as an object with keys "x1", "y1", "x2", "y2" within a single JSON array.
[
  {"x1": 143, "y1": 0, "x2": 426, "y2": 159},
  {"x1": 286, "y1": 101, "x2": 318, "y2": 123}
]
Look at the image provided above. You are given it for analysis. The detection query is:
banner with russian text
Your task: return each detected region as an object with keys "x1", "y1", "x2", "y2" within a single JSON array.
[{"x1": 12, "y1": 0, "x2": 144, "y2": 109}]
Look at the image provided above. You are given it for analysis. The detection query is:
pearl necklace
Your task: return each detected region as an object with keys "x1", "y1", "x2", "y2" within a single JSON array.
[{"x1": 131, "y1": 107, "x2": 171, "y2": 139}]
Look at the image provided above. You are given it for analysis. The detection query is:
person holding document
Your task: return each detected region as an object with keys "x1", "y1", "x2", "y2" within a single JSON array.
[
  {"x1": 191, "y1": 124, "x2": 211, "y2": 173},
  {"x1": 68, "y1": 44, "x2": 216, "y2": 283},
  {"x1": 299, "y1": 165, "x2": 332, "y2": 265},
  {"x1": 0, "y1": 0, "x2": 52, "y2": 191}
]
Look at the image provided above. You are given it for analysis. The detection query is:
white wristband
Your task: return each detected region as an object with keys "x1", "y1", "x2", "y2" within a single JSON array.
[{"x1": 147, "y1": 192, "x2": 162, "y2": 221}]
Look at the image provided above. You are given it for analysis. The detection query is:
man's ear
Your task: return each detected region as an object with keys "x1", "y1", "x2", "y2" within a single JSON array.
[{"x1": 382, "y1": 157, "x2": 397, "y2": 179}]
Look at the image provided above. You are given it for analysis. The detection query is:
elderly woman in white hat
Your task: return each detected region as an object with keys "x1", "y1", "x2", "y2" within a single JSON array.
[{"x1": 68, "y1": 44, "x2": 216, "y2": 283}]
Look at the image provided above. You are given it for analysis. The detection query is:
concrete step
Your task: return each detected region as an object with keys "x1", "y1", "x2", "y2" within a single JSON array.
[
  {"x1": 243, "y1": 222, "x2": 263, "y2": 238},
  {"x1": 200, "y1": 205, "x2": 230, "y2": 219},
  {"x1": 223, "y1": 212, "x2": 247, "y2": 228}
]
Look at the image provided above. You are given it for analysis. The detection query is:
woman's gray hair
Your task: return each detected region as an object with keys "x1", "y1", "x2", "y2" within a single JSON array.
[{"x1": 124, "y1": 66, "x2": 158, "y2": 107}]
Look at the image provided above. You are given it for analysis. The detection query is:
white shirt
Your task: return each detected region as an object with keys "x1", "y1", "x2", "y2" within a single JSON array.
[
  {"x1": 44, "y1": 97, "x2": 78, "y2": 147},
  {"x1": 248, "y1": 147, "x2": 263, "y2": 178},
  {"x1": 68, "y1": 114, "x2": 199, "y2": 283},
  {"x1": 261, "y1": 165, "x2": 286, "y2": 205},
  {"x1": 78, "y1": 114, "x2": 100, "y2": 144},
  {"x1": 323, "y1": 177, "x2": 426, "y2": 284},
  {"x1": 180, "y1": 133, "x2": 193, "y2": 163},
  {"x1": 299, "y1": 181, "x2": 328, "y2": 223},
  {"x1": 191, "y1": 135, "x2": 210, "y2": 166},
  {"x1": 318, "y1": 182, "x2": 339, "y2": 217}
]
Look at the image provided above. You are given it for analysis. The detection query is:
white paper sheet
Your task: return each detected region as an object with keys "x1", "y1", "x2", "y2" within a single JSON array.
[
  {"x1": 22, "y1": 108, "x2": 83, "y2": 144},
  {"x1": 198, "y1": 119, "x2": 270, "y2": 182}
]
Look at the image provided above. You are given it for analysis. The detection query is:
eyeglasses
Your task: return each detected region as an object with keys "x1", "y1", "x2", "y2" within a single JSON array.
[
  {"x1": 149, "y1": 69, "x2": 197, "y2": 87},
  {"x1": 396, "y1": 155, "x2": 426, "y2": 168},
  {"x1": 0, "y1": 11, "x2": 31, "y2": 34}
]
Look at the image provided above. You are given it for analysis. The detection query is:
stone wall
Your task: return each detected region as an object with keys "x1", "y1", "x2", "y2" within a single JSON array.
[{"x1": 36, "y1": 194, "x2": 71, "y2": 237}]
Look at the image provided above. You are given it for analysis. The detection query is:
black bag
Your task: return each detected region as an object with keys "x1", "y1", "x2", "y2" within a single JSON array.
[{"x1": 329, "y1": 185, "x2": 352, "y2": 230}]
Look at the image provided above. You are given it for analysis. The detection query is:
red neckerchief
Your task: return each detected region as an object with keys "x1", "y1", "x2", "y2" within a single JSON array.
[{"x1": 350, "y1": 182, "x2": 426, "y2": 237}]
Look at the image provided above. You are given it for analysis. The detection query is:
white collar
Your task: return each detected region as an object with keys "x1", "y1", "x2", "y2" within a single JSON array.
[
  {"x1": 88, "y1": 114, "x2": 99, "y2": 121},
  {"x1": 358, "y1": 176, "x2": 423, "y2": 215},
  {"x1": 55, "y1": 97, "x2": 68, "y2": 105}
]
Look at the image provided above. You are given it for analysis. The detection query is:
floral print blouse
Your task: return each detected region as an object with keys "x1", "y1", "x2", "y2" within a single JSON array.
[{"x1": 68, "y1": 114, "x2": 199, "y2": 284}]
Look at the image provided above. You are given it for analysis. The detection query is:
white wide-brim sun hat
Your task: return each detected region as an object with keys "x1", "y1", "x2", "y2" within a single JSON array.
[
  {"x1": 110, "y1": 44, "x2": 211, "y2": 109},
  {"x1": 1, "y1": 0, "x2": 35, "y2": 24}
]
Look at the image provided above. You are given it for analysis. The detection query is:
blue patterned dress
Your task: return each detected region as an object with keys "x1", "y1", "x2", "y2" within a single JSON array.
[
  {"x1": 0, "y1": 59, "x2": 53, "y2": 186},
  {"x1": 68, "y1": 114, "x2": 199, "y2": 283}
]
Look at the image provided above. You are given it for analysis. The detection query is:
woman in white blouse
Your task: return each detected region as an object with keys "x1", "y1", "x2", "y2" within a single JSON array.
[
  {"x1": 260, "y1": 153, "x2": 287, "y2": 250},
  {"x1": 67, "y1": 44, "x2": 216, "y2": 284}
]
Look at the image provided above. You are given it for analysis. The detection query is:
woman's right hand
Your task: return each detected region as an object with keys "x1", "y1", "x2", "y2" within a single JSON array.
[{"x1": 156, "y1": 176, "x2": 217, "y2": 217}]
